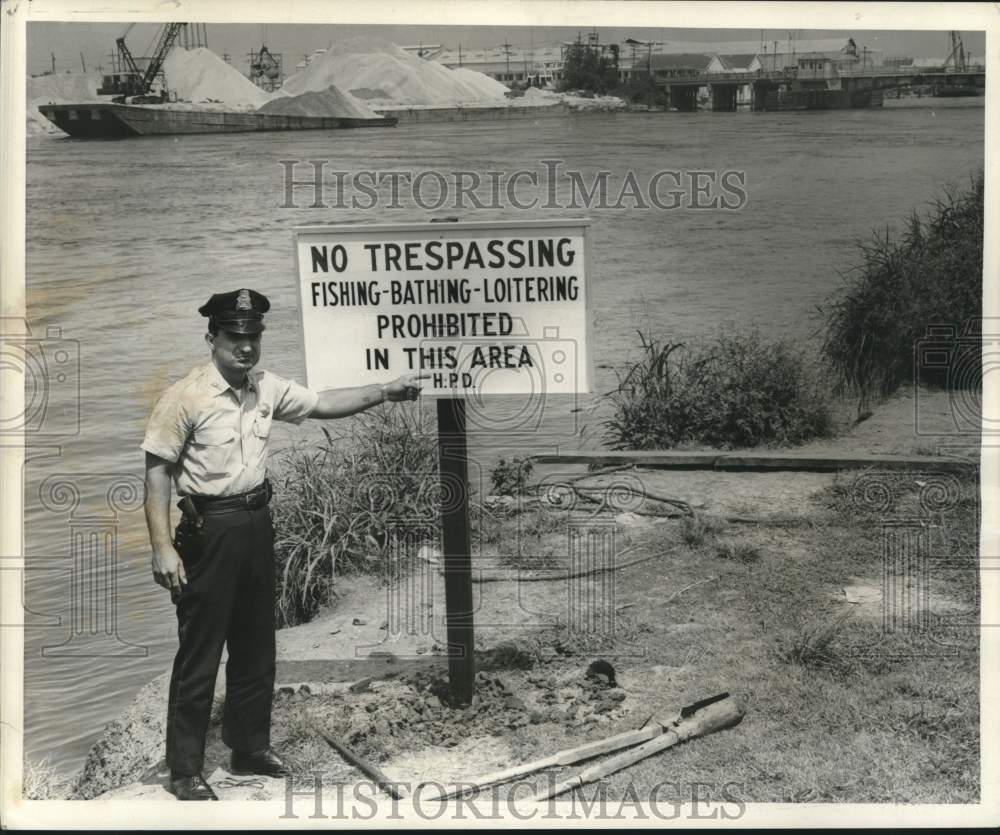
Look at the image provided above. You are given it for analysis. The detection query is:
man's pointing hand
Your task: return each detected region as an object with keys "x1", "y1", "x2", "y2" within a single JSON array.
[{"x1": 384, "y1": 373, "x2": 430, "y2": 402}]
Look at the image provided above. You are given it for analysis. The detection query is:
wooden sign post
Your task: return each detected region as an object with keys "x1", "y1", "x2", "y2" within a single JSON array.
[
  {"x1": 436, "y1": 396, "x2": 475, "y2": 704},
  {"x1": 293, "y1": 219, "x2": 593, "y2": 706}
]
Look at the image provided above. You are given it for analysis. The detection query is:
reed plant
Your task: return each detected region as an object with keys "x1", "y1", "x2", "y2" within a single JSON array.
[
  {"x1": 818, "y1": 172, "x2": 983, "y2": 414},
  {"x1": 269, "y1": 405, "x2": 439, "y2": 627}
]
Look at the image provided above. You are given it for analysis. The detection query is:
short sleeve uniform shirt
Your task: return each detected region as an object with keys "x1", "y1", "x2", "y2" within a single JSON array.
[{"x1": 141, "y1": 362, "x2": 319, "y2": 497}]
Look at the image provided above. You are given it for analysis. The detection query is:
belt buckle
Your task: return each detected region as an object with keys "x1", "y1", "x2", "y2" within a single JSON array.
[{"x1": 244, "y1": 492, "x2": 254, "y2": 508}]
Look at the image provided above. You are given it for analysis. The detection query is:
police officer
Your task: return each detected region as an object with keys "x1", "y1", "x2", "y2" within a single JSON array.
[{"x1": 141, "y1": 289, "x2": 425, "y2": 800}]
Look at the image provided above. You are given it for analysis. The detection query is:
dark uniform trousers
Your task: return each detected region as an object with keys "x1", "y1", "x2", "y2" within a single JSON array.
[{"x1": 166, "y1": 504, "x2": 276, "y2": 776}]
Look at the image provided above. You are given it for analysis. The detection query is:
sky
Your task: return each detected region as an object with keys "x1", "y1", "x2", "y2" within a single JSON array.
[{"x1": 27, "y1": 22, "x2": 987, "y2": 76}]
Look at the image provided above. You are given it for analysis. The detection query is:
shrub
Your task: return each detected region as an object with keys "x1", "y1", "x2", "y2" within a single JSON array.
[
  {"x1": 269, "y1": 405, "x2": 438, "y2": 627},
  {"x1": 615, "y1": 73, "x2": 669, "y2": 107},
  {"x1": 818, "y1": 172, "x2": 983, "y2": 414},
  {"x1": 489, "y1": 456, "x2": 534, "y2": 495},
  {"x1": 604, "y1": 326, "x2": 834, "y2": 449}
]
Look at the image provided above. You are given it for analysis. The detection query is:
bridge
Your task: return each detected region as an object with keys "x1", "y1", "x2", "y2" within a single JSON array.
[{"x1": 656, "y1": 66, "x2": 986, "y2": 111}]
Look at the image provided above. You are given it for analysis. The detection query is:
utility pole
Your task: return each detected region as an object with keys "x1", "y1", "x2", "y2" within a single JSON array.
[
  {"x1": 51, "y1": 52, "x2": 56, "y2": 74},
  {"x1": 527, "y1": 30, "x2": 533, "y2": 84},
  {"x1": 503, "y1": 40, "x2": 512, "y2": 78},
  {"x1": 80, "y1": 52, "x2": 87, "y2": 73},
  {"x1": 458, "y1": 43, "x2": 462, "y2": 67}
]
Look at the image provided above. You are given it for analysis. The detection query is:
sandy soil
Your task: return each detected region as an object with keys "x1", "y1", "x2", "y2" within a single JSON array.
[{"x1": 80, "y1": 387, "x2": 979, "y2": 803}]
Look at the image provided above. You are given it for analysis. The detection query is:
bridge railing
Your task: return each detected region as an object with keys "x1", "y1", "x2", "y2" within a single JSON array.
[{"x1": 661, "y1": 64, "x2": 986, "y2": 86}]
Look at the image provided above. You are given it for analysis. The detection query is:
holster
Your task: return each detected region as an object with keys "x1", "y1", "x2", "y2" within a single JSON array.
[{"x1": 178, "y1": 495, "x2": 205, "y2": 530}]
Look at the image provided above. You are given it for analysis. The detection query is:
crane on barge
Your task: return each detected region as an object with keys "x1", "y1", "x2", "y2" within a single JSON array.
[{"x1": 98, "y1": 23, "x2": 188, "y2": 103}]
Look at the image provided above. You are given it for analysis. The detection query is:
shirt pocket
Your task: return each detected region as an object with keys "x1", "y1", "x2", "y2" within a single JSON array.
[
  {"x1": 252, "y1": 412, "x2": 273, "y2": 441},
  {"x1": 189, "y1": 426, "x2": 236, "y2": 477}
]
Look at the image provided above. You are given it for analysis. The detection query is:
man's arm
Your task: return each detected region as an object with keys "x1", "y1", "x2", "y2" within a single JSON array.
[
  {"x1": 309, "y1": 373, "x2": 428, "y2": 420},
  {"x1": 144, "y1": 452, "x2": 186, "y2": 595}
]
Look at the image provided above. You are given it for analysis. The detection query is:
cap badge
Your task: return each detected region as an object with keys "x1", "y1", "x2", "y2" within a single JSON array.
[{"x1": 236, "y1": 289, "x2": 252, "y2": 311}]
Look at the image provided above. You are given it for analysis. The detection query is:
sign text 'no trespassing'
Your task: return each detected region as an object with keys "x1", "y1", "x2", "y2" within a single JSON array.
[{"x1": 293, "y1": 220, "x2": 593, "y2": 396}]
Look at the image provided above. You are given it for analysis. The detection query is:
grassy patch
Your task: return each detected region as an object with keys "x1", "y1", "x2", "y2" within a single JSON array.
[
  {"x1": 715, "y1": 538, "x2": 762, "y2": 564},
  {"x1": 680, "y1": 513, "x2": 722, "y2": 547},
  {"x1": 775, "y1": 613, "x2": 856, "y2": 674}
]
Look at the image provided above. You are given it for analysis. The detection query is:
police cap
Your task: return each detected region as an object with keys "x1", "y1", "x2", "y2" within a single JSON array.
[{"x1": 199, "y1": 288, "x2": 270, "y2": 334}]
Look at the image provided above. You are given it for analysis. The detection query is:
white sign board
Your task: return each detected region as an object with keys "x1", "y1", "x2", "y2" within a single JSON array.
[{"x1": 293, "y1": 220, "x2": 593, "y2": 396}]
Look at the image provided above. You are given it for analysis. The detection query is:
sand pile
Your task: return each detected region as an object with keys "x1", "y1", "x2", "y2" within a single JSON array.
[
  {"x1": 163, "y1": 46, "x2": 274, "y2": 109},
  {"x1": 27, "y1": 71, "x2": 104, "y2": 136},
  {"x1": 448, "y1": 67, "x2": 510, "y2": 99},
  {"x1": 257, "y1": 85, "x2": 381, "y2": 119},
  {"x1": 28, "y1": 70, "x2": 102, "y2": 103},
  {"x1": 282, "y1": 36, "x2": 509, "y2": 106}
]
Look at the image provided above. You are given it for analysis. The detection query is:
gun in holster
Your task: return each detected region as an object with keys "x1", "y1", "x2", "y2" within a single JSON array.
[{"x1": 178, "y1": 495, "x2": 204, "y2": 530}]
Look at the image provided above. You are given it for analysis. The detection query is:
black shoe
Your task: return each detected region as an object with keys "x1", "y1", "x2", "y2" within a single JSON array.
[
  {"x1": 168, "y1": 772, "x2": 219, "y2": 801},
  {"x1": 230, "y1": 747, "x2": 290, "y2": 778}
]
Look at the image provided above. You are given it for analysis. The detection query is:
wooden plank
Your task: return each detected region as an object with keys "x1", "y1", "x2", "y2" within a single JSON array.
[{"x1": 527, "y1": 450, "x2": 975, "y2": 473}]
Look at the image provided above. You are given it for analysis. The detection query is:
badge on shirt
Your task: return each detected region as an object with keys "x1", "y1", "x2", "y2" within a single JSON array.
[{"x1": 259, "y1": 404, "x2": 270, "y2": 418}]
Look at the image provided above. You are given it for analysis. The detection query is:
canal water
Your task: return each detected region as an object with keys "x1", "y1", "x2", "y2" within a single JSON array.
[{"x1": 24, "y1": 98, "x2": 983, "y2": 777}]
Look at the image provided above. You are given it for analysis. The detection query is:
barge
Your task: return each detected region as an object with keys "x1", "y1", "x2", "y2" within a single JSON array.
[{"x1": 37, "y1": 102, "x2": 397, "y2": 138}]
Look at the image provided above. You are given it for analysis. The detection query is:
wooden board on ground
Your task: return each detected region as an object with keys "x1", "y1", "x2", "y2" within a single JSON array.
[{"x1": 527, "y1": 450, "x2": 975, "y2": 473}]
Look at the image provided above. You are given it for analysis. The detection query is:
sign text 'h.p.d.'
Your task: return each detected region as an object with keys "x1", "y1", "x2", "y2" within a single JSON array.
[{"x1": 293, "y1": 220, "x2": 593, "y2": 396}]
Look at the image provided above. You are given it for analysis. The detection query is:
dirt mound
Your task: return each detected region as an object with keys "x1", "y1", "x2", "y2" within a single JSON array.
[
  {"x1": 282, "y1": 35, "x2": 509, "y2": 106},
  {"x1": 273, "y1": 665, "x2": 630, "y2": 770},
  {"x1": 257, "y1": 85, "x2": 380, "y2": 119}
]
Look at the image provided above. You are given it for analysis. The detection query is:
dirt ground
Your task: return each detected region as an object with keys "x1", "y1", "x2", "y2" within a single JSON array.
[{"x1": 91, "y1": 386, "x2": 980, "y2": 805}]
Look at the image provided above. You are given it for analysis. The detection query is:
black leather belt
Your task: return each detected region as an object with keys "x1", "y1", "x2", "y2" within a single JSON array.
[{"x1": 189, "y1": 480, "x2": 272, "y2": 514}]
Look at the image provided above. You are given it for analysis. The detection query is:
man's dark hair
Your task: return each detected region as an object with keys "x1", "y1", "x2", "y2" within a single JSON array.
[{"x1": 208, "y1": 321, "x2": 220, "y2": 336}]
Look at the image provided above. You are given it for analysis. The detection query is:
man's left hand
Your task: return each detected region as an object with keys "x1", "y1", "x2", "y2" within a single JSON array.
[{"x1": 384, "y1": 373, "x2": 429, "y2": 402}]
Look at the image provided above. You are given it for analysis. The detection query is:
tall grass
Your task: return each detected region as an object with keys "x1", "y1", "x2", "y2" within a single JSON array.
[
  {"x1": 269, "y1": 405, "x2": 439, "y2": 627},
  {"x1": 818, "y1": 172, "x2": 983, "y2": 413},
  {"x1": 604, "y1": 326, "x2": 833, "y2": 449},
  {"x1": 22, "y1": 758, "x2": 72, "y2": 800}
]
